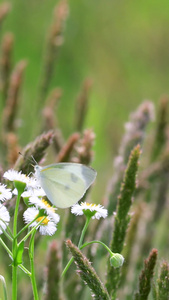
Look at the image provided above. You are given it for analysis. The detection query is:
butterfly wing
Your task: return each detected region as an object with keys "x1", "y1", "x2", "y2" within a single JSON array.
[{"x1": 39, "y1": 163, "x2": 97, "y2": 208}]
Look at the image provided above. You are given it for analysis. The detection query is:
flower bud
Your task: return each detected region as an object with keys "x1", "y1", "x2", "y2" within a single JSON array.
[{"x1": 110, "y1": 253, "x2": 124, "y2": 268}]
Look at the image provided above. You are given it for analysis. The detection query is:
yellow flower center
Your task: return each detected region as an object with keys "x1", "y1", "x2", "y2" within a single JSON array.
[
  {"x1": 85, "y1": 203, "x2": 97, "y2": 208},
  {"x1": 42, "y1": 199, "x2": 55, "y2": 212},
  {"x1": 36, "y1": 216, "x2": 49, "y2": 226}
]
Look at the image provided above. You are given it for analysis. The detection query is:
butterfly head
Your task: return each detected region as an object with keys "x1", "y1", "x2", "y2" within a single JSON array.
[{"x1": 34, "y1": 164, "x2": 42, "y2": 176}]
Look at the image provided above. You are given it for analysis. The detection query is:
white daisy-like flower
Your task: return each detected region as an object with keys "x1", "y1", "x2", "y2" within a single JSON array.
[
  {"x1": 0, "y1": 205, "x2": 10, "y2": 235},
  {"x1": 71, "y1": 202, "x2": 108, "y2": 219},
  {"x1": 23, "y1": 207, "x2": 58, "y2": 236},
  {"x1": 26, "y1": 177, "x2": 40, "y2": 189},
  {"x1": 0, "y1": 184, "x2": 12, "y2": 202},
  {"x1": 3, "y1": 169, "x2": 39, "y2": 189},
  {"x1": 3, "y1": 169, "x2": 29, "y2": 183},
  {"x1": 29, "y1": 196, "x2": 59, "y2": 224},
  {"x1": 12, "y1": 186, "x2": 46, "y2": 198},
  {"x1": 22, "y1": 187, "x2": 46, "y2": 198}
]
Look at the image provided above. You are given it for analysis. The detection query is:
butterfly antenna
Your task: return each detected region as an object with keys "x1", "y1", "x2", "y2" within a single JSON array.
[
  {"x1": 18, "y1": 151, "x2": 24, "y2": 157},
  {"x1": 31, "y1": 155, "x2": 38, "y2": 166},
  {"x1": 19, "y1": 152, "x2": 37, "y2": 167}
]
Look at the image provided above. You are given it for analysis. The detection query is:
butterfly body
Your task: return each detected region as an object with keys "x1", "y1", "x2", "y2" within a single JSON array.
[{"x1": 34, "y1": 163, "x2": 97, "y2": 208}]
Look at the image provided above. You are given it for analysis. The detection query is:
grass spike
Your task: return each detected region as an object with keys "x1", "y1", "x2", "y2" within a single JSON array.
[
  {"x1": 66, "y1": 239, "x2": 110, "y2": 300},
  {"x1": 134, "y1": 248, "x2": 158, "y2": 300},
  {"x1": 106, "y1": 144, "x2": 141, "y2": 298}
]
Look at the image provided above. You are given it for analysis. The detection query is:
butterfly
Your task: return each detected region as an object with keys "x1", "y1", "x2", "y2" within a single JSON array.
[{"x1": 34, "y1": 163, "x2": 97, "y2": 208}]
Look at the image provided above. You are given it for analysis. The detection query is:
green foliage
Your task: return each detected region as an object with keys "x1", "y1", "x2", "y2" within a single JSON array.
[
  {"x1": 15, "y1": 241, "x2": 24, "y2": 266},
  {"x1": 106, "y1": 145, "x2": 141, "y2": 298},
  {"x1": 66, "y1": 239, "x2": 110, "y2": 300},
  {"x1": 111, "y1": 144, "x2": 140, "y2": 254},
  {"x1": 134, "y1": 249, "x2": 158, "y2": 300},
  {"x1": 156, "y1": 262, "x2": 169, "y2": 300}
]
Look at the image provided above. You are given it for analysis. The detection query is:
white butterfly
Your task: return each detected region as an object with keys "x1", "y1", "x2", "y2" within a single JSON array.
[{"x1": 34, "y1": 163, "x2": 97, "y2": 208}]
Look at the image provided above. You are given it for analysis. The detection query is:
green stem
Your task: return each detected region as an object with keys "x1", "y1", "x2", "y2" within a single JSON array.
[
  {"x1": 16, "y1": 215, "x2": 40, "y2": 239},
  {"x1": 7, "y1": 225, "x2": 14, "y2": 239},
  {"x1": 61, "y1": 239, "x2": 114, "y2": 279},
  {"x1": 61, "y1": 216, "x2": 91, "y2": 278},
  {"x1": 0, "y1": 237, "x2": 13, "y2": 258},
  {"x1": 80, "y1": 240, "x2": 114, "y2": 256},
  {"x1": 12, "y1": 190, "x2": 22, "y2": 300},
  {"x1": 19, "y1": 216, "x2": 46, "y2": 245},
  {"x1": 61, "y1": 257, "x2": 74, "y2": 278},
  {"x1": 1, "y1": 227, "x2": 13, "y2": 242},
  {"x1": 0, "y1": 237, "x2": 31, "y2": 276},
  {"x1": 12, "y1": 265, "x2": 17, "y2": 300},
  {"x1": 18, "y1": 264, "x2": 31, "y2": 277},
  {"x1": 78, "y1": 215, "x2": 91, "y2": 248},
  {"x1": 0, "y1": 275, "x2": 8, "y2": 300},
  {"x1": 29, "y1": 231, "x2": 39, "y2": 300},
  {"x1": 13, "y1": 191, "x2": 22, "y2": 237}
]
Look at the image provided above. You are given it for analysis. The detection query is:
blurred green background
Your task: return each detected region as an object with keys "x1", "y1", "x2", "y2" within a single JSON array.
[
  {"x1": 1, "y1": 1, "x2": 169, "y2": 298},
  {"x1": 1, "y1": 0, "x2": 169, "y2": 188}
]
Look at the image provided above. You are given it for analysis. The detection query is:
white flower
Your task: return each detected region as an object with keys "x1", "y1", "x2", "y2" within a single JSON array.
[
  {"x1": 13, "y1": 187, "x2": 46, "y2": 198},
  {"x1": 3, "y1": 169, "x2": 39, "y2": 189},
  {"x1": 23, "y1": 207, "x2": 59, "y2": 236},
  {"x1": 71, "y1": 202, "x2": 108, "y2": 219},
  {"x1": 3, "y1": 169, "x2": 28, "y2": 183},
  {"x1": 0, "y1": 205, "x2": 10, "y2": 235},
  {"x1": 0, "y1": 184, "x2": 12, "y2": 202},
  {"x1": 22, "y1": 187, "x2": 46, "y2": 198},
  {"x1": 28, "y1": 196, "x2": 59, "y2": 224},
  {"x1": 26, "y1": 177, "x2": 40, "y2": 189}
]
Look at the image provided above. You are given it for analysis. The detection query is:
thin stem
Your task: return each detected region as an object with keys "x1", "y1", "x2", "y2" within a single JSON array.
[
  {"x1": 0, "y1": 237, "x2": 31, "y2": 276},
  {"x1": 80, "y1": 240, "x2": 114, "y2": 256},
  {"x1": 19, "y1": 217, "x2": 45, "y2": 298},
  {"x1": 12, "y1": 191, "x2": 21, "y2": 300},
  {"x1": 7, "y1": 225, "x2": 14, "y2": 239},
  {"x1": 29, "y1": 231, "x2": 39, "y2": 300},
  {"x1": 0, "y1": 275, "x2": 8, "y2": 300},
  {"x1": 13, "y1": 191, "x2": 22, "y2": 237},
  {"x1": 61, "y1": 257, "x2": 74, "y2": 278},
  {"x1": 18, "y1": 265, "x2": 31, "y2": 277},
  {"x1": 61, "y1": 216, "x2": 91, "y2": 278},
  {"x1": 0, "y1": 237, "x2": 13, "y2": 258},
  {"x1": 12, "y1": 265, "x2": 17, "y2": 300},
  {"x1": 78, "y1": 215, "x2": 91, "y2": 248},
  {"x1": 61, "y1": 239, "x2": 115, "y2": 279},
  {"x1": 1, "y1": 226, "x2": 13, "y2": 242},
  {"x1": 19, "y1": 216, "x2": 46, "y2": 244},
  {"x1": 16, "y1": 215, "x2": 40, "y2": 239}
]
